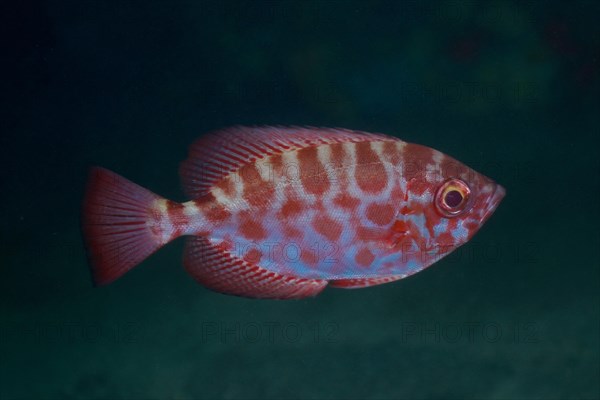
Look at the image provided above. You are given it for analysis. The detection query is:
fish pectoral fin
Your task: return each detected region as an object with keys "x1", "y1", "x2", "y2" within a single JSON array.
[
  {"x1": 329, "y1": 276, "x2": 406, "y2": 289},
  {"x1": 183, "y1": 236, "x2": 328, "y2": 299}
]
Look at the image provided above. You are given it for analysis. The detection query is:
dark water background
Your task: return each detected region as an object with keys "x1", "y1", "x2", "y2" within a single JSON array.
[{"x1": 1, "y1": 1, "x2": 599, "y2": 399}]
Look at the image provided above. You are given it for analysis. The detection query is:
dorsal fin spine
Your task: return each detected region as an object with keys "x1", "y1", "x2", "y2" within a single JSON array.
[
  {"x1": 249, "y1": 142, "x2": 271, "y2": 154},
  {"x1": 223, "y1": 153, "x2": 246, "y2": 164},
  {"x1": 228, "y1": 146, "x2": 254, "y2": 159},
  {"x1": 212, "y1": 154, "x2": 239, "y2": 167}
]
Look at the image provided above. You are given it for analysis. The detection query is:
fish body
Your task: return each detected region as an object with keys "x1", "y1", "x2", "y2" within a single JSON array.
[{"x1": 83, "y1": 126, "x2": 505, "y2": 299}]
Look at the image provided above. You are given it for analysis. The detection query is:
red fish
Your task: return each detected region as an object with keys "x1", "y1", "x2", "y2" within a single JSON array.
[{"x1": 82, "y1": 126, "x2": 505, "y2": 299}]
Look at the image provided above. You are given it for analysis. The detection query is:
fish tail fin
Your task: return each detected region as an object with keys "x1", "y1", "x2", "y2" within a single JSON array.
[{"x1": 82, "y1": 167, "x2": 175, "y2": 286}]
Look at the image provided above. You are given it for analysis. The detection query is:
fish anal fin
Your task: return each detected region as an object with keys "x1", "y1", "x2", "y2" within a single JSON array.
[
  {"x1": 329, "y1": 276, "x2": 405, "y2": 289},
  {"x1": 184, "y1": 236, "x2": 328, "y2": 299}
]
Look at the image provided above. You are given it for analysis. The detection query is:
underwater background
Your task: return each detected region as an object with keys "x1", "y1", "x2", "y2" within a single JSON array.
[{"x1": 1, "y1": 1, "x2": 599, "y2": 399}]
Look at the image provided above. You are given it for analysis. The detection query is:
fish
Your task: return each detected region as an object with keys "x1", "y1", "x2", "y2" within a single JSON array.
[{"x1": 82, "y1": 126, "x2": 505, "y2": 299}]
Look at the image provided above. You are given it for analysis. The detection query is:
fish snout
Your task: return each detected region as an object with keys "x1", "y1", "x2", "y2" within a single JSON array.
[{"x1": 481, "y1": 183, "x2": 505, "y2": 223}]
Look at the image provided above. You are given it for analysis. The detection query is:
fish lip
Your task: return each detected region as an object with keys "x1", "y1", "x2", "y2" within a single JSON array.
[{"x1": 481, "y1": 184, "x2": 506, "y2": 222}]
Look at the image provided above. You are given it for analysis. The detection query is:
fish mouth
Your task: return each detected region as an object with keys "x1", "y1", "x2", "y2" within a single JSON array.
[{"x1": 481, "y1": 184, "x2": 506, "y2": 223}]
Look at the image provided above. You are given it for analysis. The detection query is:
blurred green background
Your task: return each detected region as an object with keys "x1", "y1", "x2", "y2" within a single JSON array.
[{"x1": 1, "y1": 1, "x2": 598, "y2": 399}]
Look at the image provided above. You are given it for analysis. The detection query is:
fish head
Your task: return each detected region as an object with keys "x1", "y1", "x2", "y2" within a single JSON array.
[{"x1": 393, "y1": 143, "x2": 505, "y2": 261}]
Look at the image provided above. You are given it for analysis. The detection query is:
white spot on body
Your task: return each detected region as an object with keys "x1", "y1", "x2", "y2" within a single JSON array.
[
  {"x1": 369, "y1": 141, "x2": 385, "y2": 155},
  {"x1": 342, "y1": 142, "x2": 359, "y2": 200},
  {"x1": 256, "y1": 156, "x2": 273, "y2": 182},
  {"x1": 281, "y1": 150, "x2": 316, "y2": 205},
  {"x1": 432, "y1": 150, "x2": 444, "y2": 166},
  {"x1": 425, "y1": 163, "x2": 439, "y2": 183},
  {"x1": 395, "y1": 141, "x2": 406, "y2": 152},
  {"x1": 151, "y1": 199, "x2": 174, "y2": 244},
  {"x1": 433, "y1": 218, "x2": 449, "y2": 236},
  {"x1": 407, "y1": 212, "x2": 430, "y2": 241},
  {"x1": 451, "y1": 224, "x2": 469, "y2": 241},
  {"x1": 317, "y1": 144, "x2": 336, "y2": 197},
  {"x1": 369, "y1": 141, "x2": 394, "y2": 197},
  {"x1": 281, "y1": 150, "x2": 300, "y2": 183},
  {"x1": 154, "y1": 199, "x2": 169, "y2": 214},
  {"x1": 211, "y1": 174, "x2": 249, "y2": 211},
  {"x1": 183, "y1": 201, "x2": 199, "y2": 216},
  {"x1": 182, "y1": 200, "x2": 209, "y2": 235}
]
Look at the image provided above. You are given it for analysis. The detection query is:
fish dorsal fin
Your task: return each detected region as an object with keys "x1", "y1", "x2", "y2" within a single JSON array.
[
  {"x1": 184, "y1": 236, "x2": 328, "y2": 299},
  {"x1": 179, "y1": 125, "x2": 392, "y2": 198}
]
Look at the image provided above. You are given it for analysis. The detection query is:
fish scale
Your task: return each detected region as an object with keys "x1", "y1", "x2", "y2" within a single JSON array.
[
  {"x1": 82, "y1": 126, "x2": 505, "y2": 299},
  {"x1": 205, "y1": 142, "x2": 391, "y2": 278}
]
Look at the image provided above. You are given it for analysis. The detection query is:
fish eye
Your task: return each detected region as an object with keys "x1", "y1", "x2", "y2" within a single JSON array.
[{"x1": 435, "y1": 179, "x2": 471, "y2": 217}]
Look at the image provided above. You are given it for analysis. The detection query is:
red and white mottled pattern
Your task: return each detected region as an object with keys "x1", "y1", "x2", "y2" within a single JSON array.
[{"x1": 83, "y1": 126, "x2": 505, "y2": 299}]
